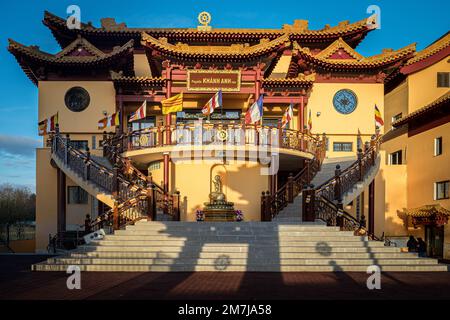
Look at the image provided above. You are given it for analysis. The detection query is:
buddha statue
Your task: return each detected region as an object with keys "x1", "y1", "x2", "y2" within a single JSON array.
[{"x1": 203, "y1": 174, "x2": 236, "y2": 221}]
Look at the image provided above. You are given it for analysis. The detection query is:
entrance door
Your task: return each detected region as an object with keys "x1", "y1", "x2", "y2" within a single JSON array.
[{"x1": 425, "y1": 225, "x2": 444, "y2": 258}]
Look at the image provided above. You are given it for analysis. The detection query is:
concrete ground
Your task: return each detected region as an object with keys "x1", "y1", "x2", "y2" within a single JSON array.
[{"x1": 1, "y1": 255, "x2": 450, "y2": 300}]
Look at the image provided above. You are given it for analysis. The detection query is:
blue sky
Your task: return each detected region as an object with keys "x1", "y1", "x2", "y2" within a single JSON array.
[{"x1": 1, "y1": 0, "x2": 449, "y2": 191}]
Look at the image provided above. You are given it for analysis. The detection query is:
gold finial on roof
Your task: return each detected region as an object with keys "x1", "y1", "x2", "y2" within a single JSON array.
[{"x1": 197, "y1": 11, "x2": 212, "y2": 31}]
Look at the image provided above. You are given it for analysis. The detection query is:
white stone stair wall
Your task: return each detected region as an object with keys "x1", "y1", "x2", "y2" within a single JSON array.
[
  {"x1": 273, "y1": 156, "x2": 357, "y2": 222},
  {"x1": 52, "y1": 154, "x2": 115, "y2": 208},
  {"x1": 32, "y1": 221, "x2": 448, "y2": 272}
]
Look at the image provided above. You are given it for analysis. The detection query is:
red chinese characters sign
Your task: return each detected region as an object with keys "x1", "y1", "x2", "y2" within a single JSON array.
[{"x1": 187, "y1": 70, "x2": 241, "y2": 92}]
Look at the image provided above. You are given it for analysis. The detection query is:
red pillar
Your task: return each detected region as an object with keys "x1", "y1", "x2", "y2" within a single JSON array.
[
  {"x1": 163, "y1": 152, "x2": 170, "y2": 193},
  {"x1": 165, "y1": 64, "x2": 172, "y2": 145},
  {"x1": 298, "y1": 95, "x2": 305, "y2": 132}
]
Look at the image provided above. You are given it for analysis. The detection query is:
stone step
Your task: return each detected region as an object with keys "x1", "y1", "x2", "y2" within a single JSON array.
[
  {"x1": 114, "y1": 230, "x2": 357, "y2": 237},
  {"x1": 77, "y1": 245, "x2": 401, "y2": 253},
  {"x1": 104, "y1": 235, "x2": 364, "y2": 241},
  {"x1": 127, "y1": 225, "x2": 341, "y2": 232},
  {"x1": 68, "y1": 251, "x2": 417, "y2": 259},
  {"x1": 46, "y1": 257, "x2": 439, "y2": 266},
  {"x1": 90, "y1": 239, "x2": 384, "y2": 247},
  {"x1": 32, "y1": 263, "x2": 449, "y2": 272}
]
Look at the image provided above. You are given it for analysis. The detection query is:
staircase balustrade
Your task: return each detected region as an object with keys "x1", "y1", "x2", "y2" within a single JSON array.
[{"x1": 303, "y1": 134, "x2": 387, "y2": 242}]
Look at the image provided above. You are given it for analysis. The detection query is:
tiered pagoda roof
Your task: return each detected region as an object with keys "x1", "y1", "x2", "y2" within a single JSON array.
[
  {"x1": 43, "y1": 11, "x2": 377, "y2": 49},
  {"x1": 8, "y1": 36, "x2": 135, "y2": 84}
]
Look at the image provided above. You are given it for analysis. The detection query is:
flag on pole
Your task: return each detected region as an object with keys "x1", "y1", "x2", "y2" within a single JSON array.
[
  {"x1": 98, "y1": 112, "x2": 120, "y2": 130},
  {"x1": 244, "y1": 95, "x2": 264, "y2": 125},
  {"x1": 162, "y1": 93, "x2": 183, "y2": 115},
  {"x1": 129, "y1": 100, "x2": 147, "y2": 122},
  {"x1": 38, "y1": 113, "x2": 58, "y2": 136},
  {"x1": 375, "y1": 104, "x2": 384, "y2": 129},
  {"x1": 308, "y1": 109, "x2": 312, "y2": 131},
  {"x1": 281, "y1": 103, "x2": 293, "y2": 128},
  {"x1": 202, "y1": 90, "x2": 222, "y2": 116}
]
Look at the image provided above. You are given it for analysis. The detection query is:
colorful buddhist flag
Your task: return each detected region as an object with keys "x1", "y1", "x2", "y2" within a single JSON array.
[
  {"x1": 162, "y1": 93, "x2": 183, "y2": 115},
  {"x1": 308, "y1": 109, "x2": 312, "y2": 131},
  {"x1": 38, "y1": 113, "x2": 58, "y2": 136},
  {"x1": 129, "y1": 100, "x2": 147, "y2": 122},
  {"x1": 98, "y1": 112, "x2": 120, "y2": 129},
  {"x1": 375, "y1": 104, "x2": 384, "y2": 129},
  {"x1": 202, "y1": 90, "x2": 222, "y2": 116},
  {"x1": 245, "y1": 95, "x2": 264, "y2": 125},
  {"x1": 281, "y1": 103, "x2": 293, "y2": 128}
]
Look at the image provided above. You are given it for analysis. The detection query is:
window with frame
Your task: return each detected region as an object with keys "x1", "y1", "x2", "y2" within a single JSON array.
[
  {"x1": 128, "y1": 116, "x2": 156, "y2": 132},
  {"x1": 389, "y1": 150, "x2": 403, "y2": 165},
  {"x1": 391, "y1": 113, "x2": 402, "y2": 128},
  {"x1": 333, "y1": 142, "x2": 353, "y2": 152},
  {"x1": 69, "y1": 140, "x2": 88, "y2": 150},
  {"x1": 435, "y1": 181, "x2": 449, "y2": 200},
  {"x1": 437, "y1": 72, "x2": 450, "y2": 88},
  {"x1": 68, "y1": 186, "x2": 88, "y2": 204},
  {"x1": 434, "y1": 137, "x2": 443, "y2": 156}
]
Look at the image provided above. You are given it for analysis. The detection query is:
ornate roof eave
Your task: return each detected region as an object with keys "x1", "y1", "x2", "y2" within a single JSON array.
[
  {"x1": 401, "y1": 32, "x2": 450, "y2": 75},
  {"x1": 262, "y1": 73, "x2": 315, "y2": 88},
  {"x1": 141, "y1": 32, "x2": 291, "y2": 61},
  {"x1": 292, "y1": 41, "x2": 416, "y2": 71},
  {"x1": 404, "y1": 204, "x2": 450, "y2": 218},
  {"x1": 392, "y1": 91, "x2": 450, "y2": 127},
  {"x1": 8, "y1": 38, "x2": 134, "y2": 65},
  {"x1": 8, "y1": 38, "x2": 135, "y2": 84},
  {"x1": 43, "y1": 11, "x2": 375, "y2": 48},
  {"x1": 110, "y1": 70, "x2": 166, "y2": 87}
]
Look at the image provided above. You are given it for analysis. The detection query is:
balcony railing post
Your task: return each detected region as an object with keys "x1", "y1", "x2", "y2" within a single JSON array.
[
  {"x1": 287, "y1": 173, "x2": 294, "y2": 203},
  {"x1": 265, "y1": 191, "x2": 272, "y2": 221},
  {"x1": 146, "y1": 175, "x2": 155, "y2": 221},
  {"x1": 357, "y1": 148, "x2": 363, "y2": 181},
  {"x1": 370, "y1": 135, "x2": 376, "y2": 165},
  {"x1": 302, "y1": 186, "x2": 315, "y2": 222},
  {"x1": 65, "y1": 134, "x2": 70, "y2": 165},
  {"x1": 112, "y1": 200, "x2": 119, "y2": 230},
  {"x1": 260, "y1": 192, "x2": 267, "y2": 221},
  {"x1": 173, "y1": 191, "x2": 181, "y2": 221},
  {"x1": 334, "y1": 165, "x2": 342, "y2": 203},
  {"x1": 85, "y1": 147, "x2": 91, "y2": 181},
  {"x1": 336, "y1": 200, "x2": 344, "y2": 229},
  {"x1": 112, "y1": 164, "x2": 119, "y2": 196}
]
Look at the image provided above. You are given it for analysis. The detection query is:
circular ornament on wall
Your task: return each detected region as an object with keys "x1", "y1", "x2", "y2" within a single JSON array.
[
  {"x1": 333, "y1": 89, "x2": 358, "y2": 115},
  {"x1": 64, "y1": 87, "x2": 90, "y2": 112}
]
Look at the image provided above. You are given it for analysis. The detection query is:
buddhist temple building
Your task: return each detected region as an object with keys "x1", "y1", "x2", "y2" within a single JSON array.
[{"x1": 7, "y1": 10, "x2": 449, "y2": 264}]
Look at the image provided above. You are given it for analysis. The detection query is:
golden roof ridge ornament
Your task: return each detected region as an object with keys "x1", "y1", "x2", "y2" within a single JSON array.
[{"x1": 197, "y1": 11, "x2": 212, "y2": 31}]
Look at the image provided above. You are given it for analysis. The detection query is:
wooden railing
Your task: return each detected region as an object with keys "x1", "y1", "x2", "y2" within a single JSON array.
[
  {"x1": 260, "y1": 134, "x2": 327, "y2": 221},
  {"x1": 302, "y1": 134, "x2": 385, "y2": 241},
  {"x1": 50, "y1": 130, "x2": 181, "y2": 236},
  {"x1": 103, "y1": 122, "x2": 323, "y2": 156}
]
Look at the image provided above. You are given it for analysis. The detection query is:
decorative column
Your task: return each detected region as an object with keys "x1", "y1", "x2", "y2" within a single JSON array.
[
  {"x1": 163, "y1": 152, "x2": 170, "y2": 194},
  {"x1": 298, "y1": 95, "x2": 305, "y2": 132},
  {"x1": 368, "y1": 181, "x2": 375, "y2": 235},
  {"x1": 118, "y1": 88, "x2": 124, "y2": 135},
  {"x1": 164, "y1": 62, "x2": 172, "y2": 145},
  {"x1": 56, "y1": 168, "x2": 66, "y2": 234}
]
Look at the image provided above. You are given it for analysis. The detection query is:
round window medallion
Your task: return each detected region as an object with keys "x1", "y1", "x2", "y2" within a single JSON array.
[
  {"x1": 64, "y1": 87, "x2": 90, "y2": 112},
  {"x1": 333, "y1": 89, "x2": 358, "y2": 115}
]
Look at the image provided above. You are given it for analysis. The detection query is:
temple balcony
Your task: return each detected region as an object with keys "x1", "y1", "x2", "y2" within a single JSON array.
[{"x1": 104, "y1": 123, "x2": 326, "y2": 172}]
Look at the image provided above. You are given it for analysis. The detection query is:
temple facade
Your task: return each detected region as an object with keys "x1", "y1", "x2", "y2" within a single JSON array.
[{"x1": 8, "y1": 11, "x2": 449, "y2": 259}]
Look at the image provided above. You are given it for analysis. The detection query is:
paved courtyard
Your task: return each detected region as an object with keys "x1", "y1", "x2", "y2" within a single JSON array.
[{"x1": 1, "y1": 255, "x2": 449, "y2": 300}]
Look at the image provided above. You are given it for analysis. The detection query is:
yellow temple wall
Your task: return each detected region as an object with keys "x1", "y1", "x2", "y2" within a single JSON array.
[
  {"x1": 38, "y1": 81, "x2": 116, "y2": 134},
  {"x1": 35, "y1": 148, "x2": 57, "y2": 252},
  {"x1": 173, "y1": 160, "x2": 269, "y2": 221},
  {"x1": 406, "y1": 122, "x2": 450, "y2": 211},
  {"x1": 407, "y1": 57, "x2": 450, "y2": 112},
  {"x1": 307, "y1": 82, "x2": 384, "y2": 158},
  {"x1": 384, "y1": 81, "x2": 408, "y2": 130}
]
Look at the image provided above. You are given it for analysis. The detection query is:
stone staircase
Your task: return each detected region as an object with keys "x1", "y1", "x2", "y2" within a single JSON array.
[
  {"x1": 273, "y1": 156, "x2": 357, "y2": 222},
  {"x1": 32, "y1": 221, "x2": 448, "y2": 272}
]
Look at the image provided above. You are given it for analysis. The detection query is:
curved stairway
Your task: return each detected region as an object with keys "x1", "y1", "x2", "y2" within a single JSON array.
[{"x1": 33, "y1": 220, "x2": 448, "y2": 272}]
